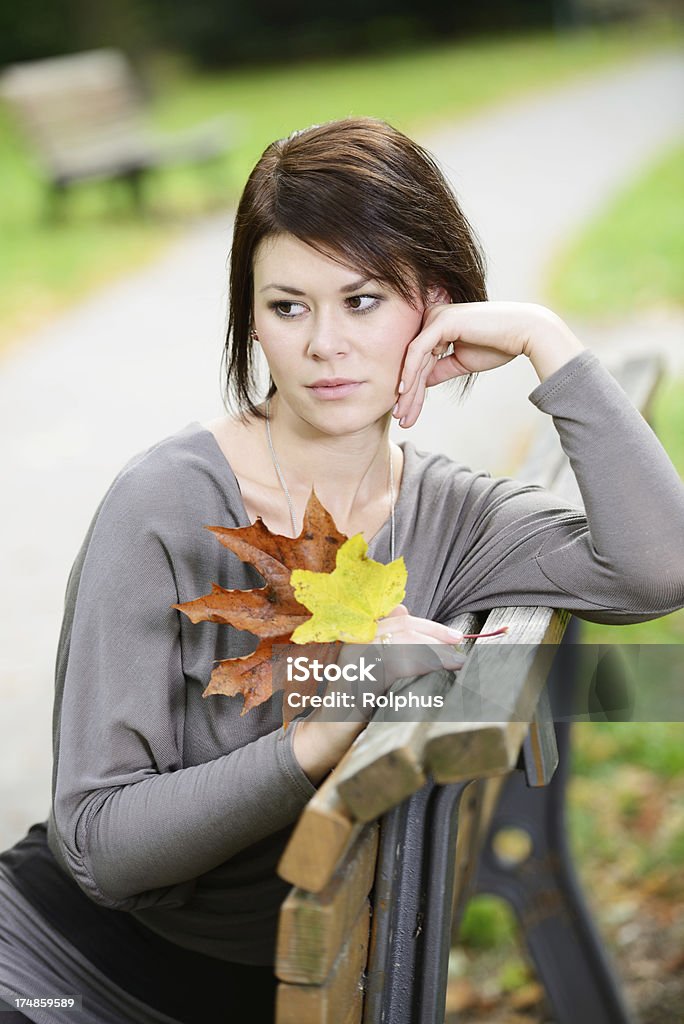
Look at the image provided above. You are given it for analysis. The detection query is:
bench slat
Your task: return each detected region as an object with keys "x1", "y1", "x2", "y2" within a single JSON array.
[
  {"x1": 425, "y1": 606, "x2": 569, "y2": 783},
  {"x1": 520, "y1": 685, "x2": 559, "y2": 786},
  {"x1": 276, "y1": 825, "x2": 378, "y2": 984},
  {"x1": 276, "y1": 900, "x2": 370, "y2": 1024},
  {"x1": 278, "y1": 749, "x2": 363, "y2": 892},
  {"x1": 333, "y1": 613, "x2": 482, "y2": 822}
]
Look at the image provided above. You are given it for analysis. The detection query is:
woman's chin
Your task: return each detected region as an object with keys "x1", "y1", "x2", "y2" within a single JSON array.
[{"x1": 306, "y1": 406, "x2": 391, "y2": 436}]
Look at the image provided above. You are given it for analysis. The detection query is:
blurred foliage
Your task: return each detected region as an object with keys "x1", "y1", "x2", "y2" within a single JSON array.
[
  {"x1": 573, "y1": 723, "x2": 684, "y2": 778},
  {"x1": 459, "y1": 895, "x2": 518, "y2": 950},
  {"x1": 0, "y1": 0, "x2": 600, "y2": 69},
  {"x1": 570, "y1": 727, "x2": 684, "y2": 895}
]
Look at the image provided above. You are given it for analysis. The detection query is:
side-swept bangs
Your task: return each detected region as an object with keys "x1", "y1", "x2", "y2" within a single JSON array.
[{"x1": 223, "y1": 117, "x2": 487, "y2": 420}]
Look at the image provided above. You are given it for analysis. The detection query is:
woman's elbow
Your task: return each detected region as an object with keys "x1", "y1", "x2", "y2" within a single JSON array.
[{"x1": 618, "y1": 560, "x2": 684, "y2": 616}]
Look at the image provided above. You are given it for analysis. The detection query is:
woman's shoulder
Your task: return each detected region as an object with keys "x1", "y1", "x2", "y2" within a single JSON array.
[
  {"x1": 92, "y1": 421, "x2": 242, "y2": 530},
  {"x1": 398, "y1": 440, "x2": 522, "y2": 543},
  {"x1": 401, "y1": 439, "x2": 491, "y2": 492}
]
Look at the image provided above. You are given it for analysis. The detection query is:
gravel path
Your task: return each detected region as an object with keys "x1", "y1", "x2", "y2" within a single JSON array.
[{"x1": 1, "y1": 51, "x2": 683, "y2": 850}]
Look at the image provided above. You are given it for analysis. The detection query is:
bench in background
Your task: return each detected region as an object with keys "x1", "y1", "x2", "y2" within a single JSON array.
[{"x1": 0, "y1": 49, "x2": 239, "y2": 215}]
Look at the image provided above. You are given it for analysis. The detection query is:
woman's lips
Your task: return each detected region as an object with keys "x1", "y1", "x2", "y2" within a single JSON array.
[{"x1": 308, "y1": 382, "x2": 363, "y2": 399}]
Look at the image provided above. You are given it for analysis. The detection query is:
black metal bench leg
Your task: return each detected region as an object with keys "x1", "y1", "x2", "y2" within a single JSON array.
[
  {"x1": 363, "y1": 779, "x2": 473, "y2": 1024},
  {"x1": 417, "y1": 780, "x2": 484, "y2": 1024},
  {"x1": 474, "y1": 722, "x2": 636, "y2": 1024}
]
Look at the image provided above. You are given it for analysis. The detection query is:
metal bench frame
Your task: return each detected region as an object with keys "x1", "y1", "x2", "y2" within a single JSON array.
[{"x1": 365, "y1": 618, "x2": 635, "y2": 1024}]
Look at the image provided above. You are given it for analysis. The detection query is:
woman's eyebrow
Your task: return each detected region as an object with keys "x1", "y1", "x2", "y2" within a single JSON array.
[
  {"x1": 259, "y1": 284, "x2": 306, "y2": 295},
  {"x1": 259, "y1": 277, "x2": 373, "y2": 295},
  {"x1": 340, "y1": 277, "x2": 372, "y2": 292}
]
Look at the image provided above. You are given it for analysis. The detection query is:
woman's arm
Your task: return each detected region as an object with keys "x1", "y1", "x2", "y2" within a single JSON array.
[
  {"x1": 50, "y1": 451, "x2": 319, "y2": 912},
  {"x1": 393, "y1": 302, "x2": 684, "y2": 623},
  {"x1": 392, "y1": 300, "x2": 587, "y2": 427}
]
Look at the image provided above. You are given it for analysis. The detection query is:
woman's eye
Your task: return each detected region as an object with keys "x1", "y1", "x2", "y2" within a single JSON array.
[
  {"x1": 347, "y1": 295, "x2": 380, "y2": 313},
  {"x1": 270, "y1": 301, "x2": 307, "y2": 318}
]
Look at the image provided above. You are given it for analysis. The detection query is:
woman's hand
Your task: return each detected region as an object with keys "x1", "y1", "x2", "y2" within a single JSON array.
[
  {"x1": 291, "y1": 604, "x2": 465, "y2": 785},
  {"x1": 393, "y1": 300, "x2": 584, "y2": 428}
]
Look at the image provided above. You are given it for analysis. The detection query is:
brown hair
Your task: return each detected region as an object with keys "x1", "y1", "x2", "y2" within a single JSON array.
[{"x1": 223, "y1": 117, "x2": 487, "y2": 420}]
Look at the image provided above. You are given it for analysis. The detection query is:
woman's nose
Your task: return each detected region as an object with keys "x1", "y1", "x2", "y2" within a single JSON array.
[{"x1": 306, "y1": 314, "x2": 352, "y2": 360}]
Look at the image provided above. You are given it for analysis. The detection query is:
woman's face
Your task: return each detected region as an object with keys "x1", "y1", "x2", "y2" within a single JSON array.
[{"x1": 252, "y1": 233, "x2": 428, "y2": 435}]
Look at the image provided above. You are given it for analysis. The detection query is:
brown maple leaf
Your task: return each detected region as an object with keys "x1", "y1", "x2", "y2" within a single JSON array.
[{"x1": 173, "y1": 491, "x2": 346, "y2": 715}]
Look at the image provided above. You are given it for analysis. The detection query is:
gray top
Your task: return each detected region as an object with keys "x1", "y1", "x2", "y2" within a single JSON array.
[{"x1": 46, "y1": 350, "x2": 684, "y2": 964}]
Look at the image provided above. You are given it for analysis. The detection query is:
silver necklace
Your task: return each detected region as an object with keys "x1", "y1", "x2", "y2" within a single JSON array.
[{"x1": 265, "y1": 397, "x2": 396, "y2": 561}]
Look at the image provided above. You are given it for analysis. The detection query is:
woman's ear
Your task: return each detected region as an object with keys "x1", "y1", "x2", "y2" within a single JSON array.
[{"x1": 427, "y1": 285, "x2": 451, "y2": 305}]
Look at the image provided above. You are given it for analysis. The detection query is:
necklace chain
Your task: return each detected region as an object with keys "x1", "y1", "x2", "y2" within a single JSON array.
[
  {"x1": 264, "y1": 398, "x2": 299, "y2": 537},
  {"x1": 265, "y1": 397, "x2": 396, "y2": 561}
]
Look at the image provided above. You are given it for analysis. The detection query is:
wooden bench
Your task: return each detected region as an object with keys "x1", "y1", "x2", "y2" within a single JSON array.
[
  {"x1": 0, "y1": 49, "x2": 239, "y2": 215},
  {"x1": 274, "y1": 353, "x2": 663, "y2": 1024}
]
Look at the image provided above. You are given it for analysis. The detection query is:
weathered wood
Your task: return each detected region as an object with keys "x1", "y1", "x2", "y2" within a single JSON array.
[
  {"x1": 278, "y1": 738, "x2": 367, "y2": 892},
  {"x1": 276, "y1": 901, "x2": 370, "y2": 1024},
  {"x1": 276, "y1": 825, "x2": 379, "y2": 984},
  {"x1": 451, "y1": 781, "x2": 485, "y2": 907},
  {"x1": 520, "y1": 685, "x2": 559, "y2": 787},
  {"x1": 425, "y1": 606, "x2": 570, "y2": 783},
  {"x1": 341, "y1": 988, "x2": 364, "y2": 1024},
  {"x1": 334, "y1": 613, "x2": 482, "y2": 823}
]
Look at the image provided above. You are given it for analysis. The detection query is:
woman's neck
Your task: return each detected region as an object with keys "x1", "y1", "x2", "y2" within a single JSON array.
[{"x1": 259, "y1": 394, "x2": 396, "y2": 528}]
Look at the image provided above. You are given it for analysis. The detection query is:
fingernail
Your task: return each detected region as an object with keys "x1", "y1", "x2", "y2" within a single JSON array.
[
  {"x1": 392, "y1": 403, "x2": 399, "y2": 416},
  {"x1": 447, "y1": 628, "x2": 464, "y2": 642},
  {"x1": 399, "y1": 417, "x2": 406, "y2": 427},
  {"x1": 398, "y1": 380, "x2": 405, "y2": 394}
]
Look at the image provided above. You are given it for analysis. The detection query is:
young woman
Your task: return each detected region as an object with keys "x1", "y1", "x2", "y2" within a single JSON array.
[{"x1": 1, "y1": 118, "x2": 683, "y2": 1024}]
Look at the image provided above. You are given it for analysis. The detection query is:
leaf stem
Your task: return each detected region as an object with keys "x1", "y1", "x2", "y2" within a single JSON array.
[{"x1": 460, "y1": 626, "x2": 510, "y2": 640}]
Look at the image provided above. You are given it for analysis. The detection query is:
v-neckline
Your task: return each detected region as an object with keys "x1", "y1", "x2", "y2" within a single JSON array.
[{"x1": 191, "y1": 421, "x2": 413, "y2": 558}]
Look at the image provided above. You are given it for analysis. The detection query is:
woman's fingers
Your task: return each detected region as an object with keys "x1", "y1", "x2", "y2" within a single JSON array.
[
  {"x1": 377, "y1": 638, "x2": 465, "y2": 687},
  {"x1": 424, "y1": 351, "x2": 472, "y2": 388},
  {"x1": 395, "y1": 359, "x2": 433, "y2": 428},
  {"x1": 375, "y1": 613, "x2": 464, "y2": 645},
  {"x1": 394, "y1": 301, "x2": 539, "y2": 426},
  {"x1": 395, "y1": 327, "x2": 444, "y2": 426},
  {"x1": 385, "y1": 603, "x2": 410, "y2": 619},
  {"x1": 398, "y1": 318, "x2": 443, "y2": 393}
]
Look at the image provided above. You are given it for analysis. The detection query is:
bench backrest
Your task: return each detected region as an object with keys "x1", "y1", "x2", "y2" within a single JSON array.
[{"x1": 0, "y1": 50, "x2": 146, "y2": 176}]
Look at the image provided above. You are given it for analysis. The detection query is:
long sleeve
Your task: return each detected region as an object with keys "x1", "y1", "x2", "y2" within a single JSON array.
[
  {"x1": 48, "y1": 438, "x2": 317, "y2": 912},
  {"x1": 530, "y1": 350, "x2": 684, "y2": 609},
  {"x1": 430, "y1": 351, "x2": 684, "y2": 625}
]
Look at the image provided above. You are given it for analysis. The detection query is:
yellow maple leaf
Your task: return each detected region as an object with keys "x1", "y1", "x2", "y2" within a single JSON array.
[{"x1": 289, "y1": 534, "x2": 407, "y2": 644}]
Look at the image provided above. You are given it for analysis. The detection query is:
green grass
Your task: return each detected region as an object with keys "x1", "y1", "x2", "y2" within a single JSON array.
[
  {"x1": 546, "y1": 141, "x2": 684, "y2": 318},
  {"x1": 1, "y1": 18, "x2": 681, "y2": 352},
  {"x1": 572, "y1": 723, "x2": 684, "y2": 778}
]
